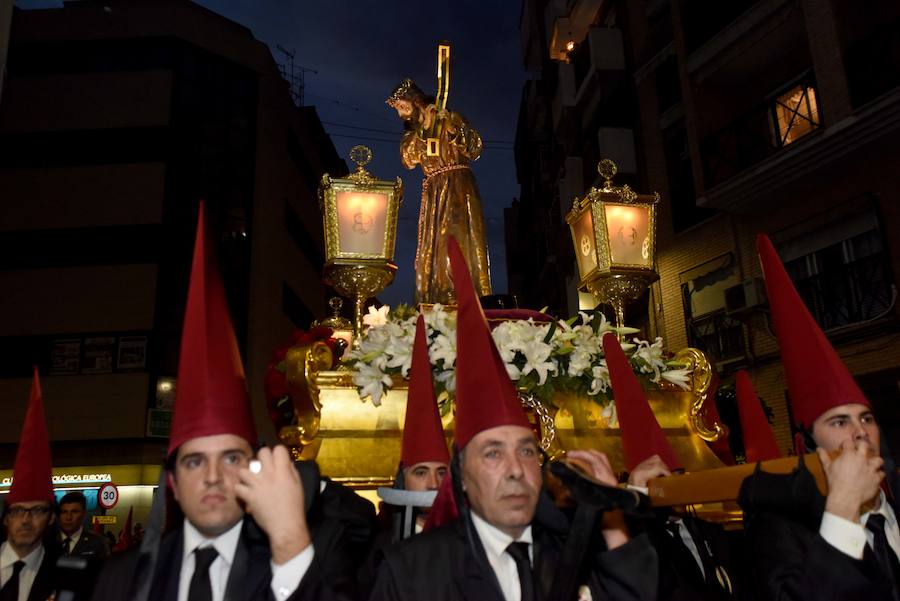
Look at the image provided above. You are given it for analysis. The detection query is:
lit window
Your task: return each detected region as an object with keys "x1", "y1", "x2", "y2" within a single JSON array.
[{"x1": 771, "y1": 85, "x2": 820, "y2": 146}]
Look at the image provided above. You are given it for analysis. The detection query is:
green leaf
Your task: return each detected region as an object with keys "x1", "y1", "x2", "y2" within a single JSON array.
[{"x1": 542, "y1": 320, "x2": 557, "y2": 344}]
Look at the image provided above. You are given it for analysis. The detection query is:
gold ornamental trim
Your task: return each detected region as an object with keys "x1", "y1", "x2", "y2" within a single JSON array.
[{"x1": 673, "y1": 347, "x2": 727, "y2": 442}]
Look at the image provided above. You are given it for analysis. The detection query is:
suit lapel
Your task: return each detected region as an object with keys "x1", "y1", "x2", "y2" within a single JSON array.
[
  {"x1": 224, "y1": 520, "x2": 270, "y2": 601},
  {"x1": 148, "y1": 529, "x2": 183, "y2": 600},
  {"x1": 455, "y1": 519, "x2": 506, "y2": 601},
  {"x1": 26, "y1": 548, "x2": 57, "y2": 601}
]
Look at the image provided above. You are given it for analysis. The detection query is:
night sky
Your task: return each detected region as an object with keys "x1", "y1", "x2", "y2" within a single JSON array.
[{"x1": 17, "y1": 0, "x2": 527, "y2": 306}]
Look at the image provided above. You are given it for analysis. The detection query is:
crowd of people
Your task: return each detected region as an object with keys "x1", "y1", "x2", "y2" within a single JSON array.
[{"x1": 0, "y1": 204, "x2": 895, "y2": 601}]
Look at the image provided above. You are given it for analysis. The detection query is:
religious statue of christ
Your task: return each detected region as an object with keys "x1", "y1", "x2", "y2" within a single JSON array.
[{"x1": 386, "y1": 77, "x2": 492, "y2": 305}]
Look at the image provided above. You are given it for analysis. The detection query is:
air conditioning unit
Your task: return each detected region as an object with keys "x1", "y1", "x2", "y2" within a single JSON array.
[{"x1": 725, "y1": 278, "x2": 767, "y2": 315}]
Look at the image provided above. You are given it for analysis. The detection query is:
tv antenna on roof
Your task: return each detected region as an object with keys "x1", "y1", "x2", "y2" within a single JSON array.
[{"x1": 275, "y1": 45, "x2": 317, "y2": 106}]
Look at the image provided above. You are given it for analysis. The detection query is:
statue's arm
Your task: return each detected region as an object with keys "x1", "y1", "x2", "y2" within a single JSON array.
[
  {"x1": 399, "y1": 131, "x2": 421, "y2": 170},
  {"x1": 449, "y1": 113, "x2": 482, "y2": 161}
]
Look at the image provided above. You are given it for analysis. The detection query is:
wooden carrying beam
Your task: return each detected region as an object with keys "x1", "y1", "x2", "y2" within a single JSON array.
[{"x1": 646, "y1": 453, "x2": 828, "y2": 507}]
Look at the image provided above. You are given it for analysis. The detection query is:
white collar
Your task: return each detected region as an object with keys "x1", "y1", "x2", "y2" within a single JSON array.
[
  {"x1": 864, "y1": 490, "x2": 897, "y2": 525},
  {"x1": 61, "y1": 527, "x2": 83, "y2": 543},
  {"x1": 182, "y1": 518, "x2": 244, "y2": 567},
  {"x1": 469, "y1": 510, "x2": 533, "y2": 563},
  {"x1": 1, "y1": 540, "x2": 44, "y2": 571}
]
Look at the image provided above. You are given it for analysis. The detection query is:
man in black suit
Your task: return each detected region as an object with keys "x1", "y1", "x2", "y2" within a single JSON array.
[
  {"x1": 1, "y1": 369, "x2": 59, "y2": 601},
  {"x1": 54, "y1": 491, "x2": 108, "y2": 600},
  {"x1": 628, "y1": 455, "x2": 738, "y2": 601},
  {"x1": 738, "y1": 235, "x2": 900, "y2": 601},
  {"x1": 370, "y1": 237, "x2": 657, "y2": 601},
  {"x1": 90, "y1": 203, "x2": 369, "y2": 601},
  {"x1": 57, "y1": 492, "x2": 109, "y2": 560}
]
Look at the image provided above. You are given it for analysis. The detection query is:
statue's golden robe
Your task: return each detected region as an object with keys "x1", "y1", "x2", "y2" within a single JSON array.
[{"x1": 401, "y1": 110, "x2": 492, "y2": 304}]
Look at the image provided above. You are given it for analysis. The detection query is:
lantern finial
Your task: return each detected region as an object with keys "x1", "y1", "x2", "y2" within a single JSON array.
[{"x1": 598, "y1": 158, "x2": 618, "y2": 190}]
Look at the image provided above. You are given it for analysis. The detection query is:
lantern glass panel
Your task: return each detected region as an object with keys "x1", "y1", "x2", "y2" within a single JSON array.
[
  {"x1": 335, "y1": 190, "x2": 389, "y2": 255},
  {"x1": 605, "y1": 204, "x2": 652, "y2": 268},
  {"x1": 571, "y1": 207, "x2": 599, "y2": 278}
]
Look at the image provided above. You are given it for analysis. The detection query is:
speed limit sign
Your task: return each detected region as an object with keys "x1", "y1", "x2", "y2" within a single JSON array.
[{"x1": 97, "y1": 483, "x2": 119, "y2": 510}]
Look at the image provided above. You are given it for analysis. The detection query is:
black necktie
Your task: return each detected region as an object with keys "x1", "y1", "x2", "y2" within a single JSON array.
[
  {"x1": 188, "y1": 547, "x2": 219, "y2": 601},
  {"x1": 866, "y1": 514, "x2": 900, "y2": 600},
  {"x1": 0, "y1": 561, "x2": 26, "y2": 601},
  {"x1": 63, "y1": 536, "x2": 73, "y2": 555},
  {"x1": 506, "y1": 542, "x2": 535, "y2": 601},
  {"x1": 665, "y1": 522, "x2": 705, "y2": 585}
]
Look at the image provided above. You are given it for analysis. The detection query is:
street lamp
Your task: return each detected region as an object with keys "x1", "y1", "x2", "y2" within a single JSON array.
[
  {"x1": 565, "y1": 159, "x2": 659, "y2": 330},
  {"x1": 319, "y1": 145, "x2": 403, "y2": 342}
]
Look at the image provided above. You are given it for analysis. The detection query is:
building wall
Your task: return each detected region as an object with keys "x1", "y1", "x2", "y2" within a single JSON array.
[
  {"x1": 0, "y1": 0, "x2": 341, "y2": 460},
  {"x1": 515, "y1": 0, "x2": 900, "y2": 456}
]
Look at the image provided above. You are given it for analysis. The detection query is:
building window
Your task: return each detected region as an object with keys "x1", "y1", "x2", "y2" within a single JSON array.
[
  {"x1": 680, "y1": 254, "x2": 746, "y2": 367},
  {"x1": 701, "y1": 73, "x2": 820, "y2": 188},
  {"x1": 770, "y1": 84, "x2": 819, "y2": 146},
  {"x1": 781, "y1": 214, "x2": 894, "y2": 331}
]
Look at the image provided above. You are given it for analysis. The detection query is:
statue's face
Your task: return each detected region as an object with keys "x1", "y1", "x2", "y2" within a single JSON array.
[{"x1": 393, "y1": 98, "x2": 415, "y2": 121}]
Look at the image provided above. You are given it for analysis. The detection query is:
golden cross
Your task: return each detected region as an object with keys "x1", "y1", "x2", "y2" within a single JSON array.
[{"x1": 426, "y1": 43, "x2": 451, "y2": 157}]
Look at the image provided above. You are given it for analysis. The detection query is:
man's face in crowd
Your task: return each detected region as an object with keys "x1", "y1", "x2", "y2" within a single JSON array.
[
  {"x1": 461, "y1": 425, "x2": 542, "y2": 539},
  {"x1": 170, "y1": 433, "x2": 252, "y2": 537},
  {"x1": 3, "y1": 501, "x2": 54, "y2": 556},
  {"x1": 403, "y1": 461, "x2": 448, "y2": 492},
  {"x1": 59, "y1": 501, "x2": 86, "y2": 536},
  {"x1": 812, "y1": 403, "x2": 880, "y2": 453}
]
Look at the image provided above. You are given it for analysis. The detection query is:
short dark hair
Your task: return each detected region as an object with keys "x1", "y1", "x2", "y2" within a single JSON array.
[{"x1": 59, "y1": 491, "x2": 87, "y2": 510}]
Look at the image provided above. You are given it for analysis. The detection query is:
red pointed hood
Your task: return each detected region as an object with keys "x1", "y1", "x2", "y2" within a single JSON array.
[
  {"x1": 422, "y1": 467, "x2": 459, "y2": 531},
  {"x1": 735, "y1": 371, "x2": 782, "y2": 462},
  {"x1": 401, "y1": 315, "x2": 450, "y2": 468},
  {"x1": 602, "y1": 333, "x2": 682, "y2": 472},
  {"x1": 756, "y1": 234, "x2": 870, "y2": 433},
  {"x1": 113, "y1": 506, "x2": 133, "y2": 552},
  {"x1": 7, "y1": 367, "x2": 55, "y2": 505},
  {"x1": 167, "y1": 202, "x2": 256, "y2": 458},
  {"x1": 448, "y1": 237, "x2": 530, "y2": 449}
]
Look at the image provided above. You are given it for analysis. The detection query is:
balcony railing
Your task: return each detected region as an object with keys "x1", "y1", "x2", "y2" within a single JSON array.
[
  {"x1": 687, "y1": 311, "x2": 746, "y2": 366},
  {"x1": 788, "y1": 252, "x2": 895, "y2": 332}
]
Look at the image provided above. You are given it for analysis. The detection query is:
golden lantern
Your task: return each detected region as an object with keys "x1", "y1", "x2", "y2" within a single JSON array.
[
  {"x1": 319, "y1": 145, "x2": 403, "y2": 341},
  {"x1": 565, "y1": 159, "x2": 659, "y2": 329}
]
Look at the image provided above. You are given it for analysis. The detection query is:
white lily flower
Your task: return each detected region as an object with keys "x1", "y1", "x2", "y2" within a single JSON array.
[
  {"x1": 435, "y1": 368, "x2": 456, "y2": 393},
  {"x1": 600, "y1": 402, "x2": 618, "y2": 427},
  {"x1": 352, "y1": 363, "x2": 392, "y2": 406},
  {"x1": 362, "y1": 305, "x2": 390, "y2": 328},
  {"x1": 567, "y1": 348, "x2": 593, "y2": 378},
  {"x1": 430, "y1": 333, "x2": 456, "y2": 368},
  {"x1": 661, "y1": 368, "x2": 692, "y2": 389},
  {"x1": 588, "y1": 362, "x2": 610, "y2": 396},
  {"x1": 519, "y1": 339, "x2": 556, "y2": 385}
]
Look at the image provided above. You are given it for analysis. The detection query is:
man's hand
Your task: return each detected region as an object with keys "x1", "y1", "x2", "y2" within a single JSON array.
[
  {"x1": 236, "y1": 445, "x2": 311, "y2": 564},
  {"x1": 627, "y1": 454, "x2": 672, "y2": 489},
  {"x1": 819, "y1": 440, "x2": 884, "y2": 523},
  {"x1": 566, "y1": 449, "x2": 630, "y2": 550},
  {"x1": 566, "y1": 449, "x2": 618, "y2": 487}
]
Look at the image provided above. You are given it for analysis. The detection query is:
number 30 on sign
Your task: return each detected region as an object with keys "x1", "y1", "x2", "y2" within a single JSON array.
[{"x1": 98, "y1": 483, "x2": 119, "y2": 509}]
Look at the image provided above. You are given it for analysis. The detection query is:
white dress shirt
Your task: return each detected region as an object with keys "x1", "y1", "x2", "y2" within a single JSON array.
[
  {"x1": 668, "y1": 518, "x2": 706, "y2": 577},
  {"x1": 177, "y1": 518, "x2": 314, "y2": 601},
  {"x1": 0, "y1": 541, "x2": 45, "y2": 601},
  {"x1": 626, "y1": 484, "x2": 706, "y2": 576},
  {"x1": 470, "y1": 511, "x2": 534, "y2": 601},
  {"x1": 60, "y1": 526, "x2": 83, "y2": 552},
  {"x1": 819, "y1": 490, "x2": 900, "y2": 560}
]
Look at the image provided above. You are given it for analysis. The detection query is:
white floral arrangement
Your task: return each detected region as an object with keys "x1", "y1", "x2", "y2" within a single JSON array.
[{"x1": 347, "y1": 304, "x2": 692, "y2": 416}]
